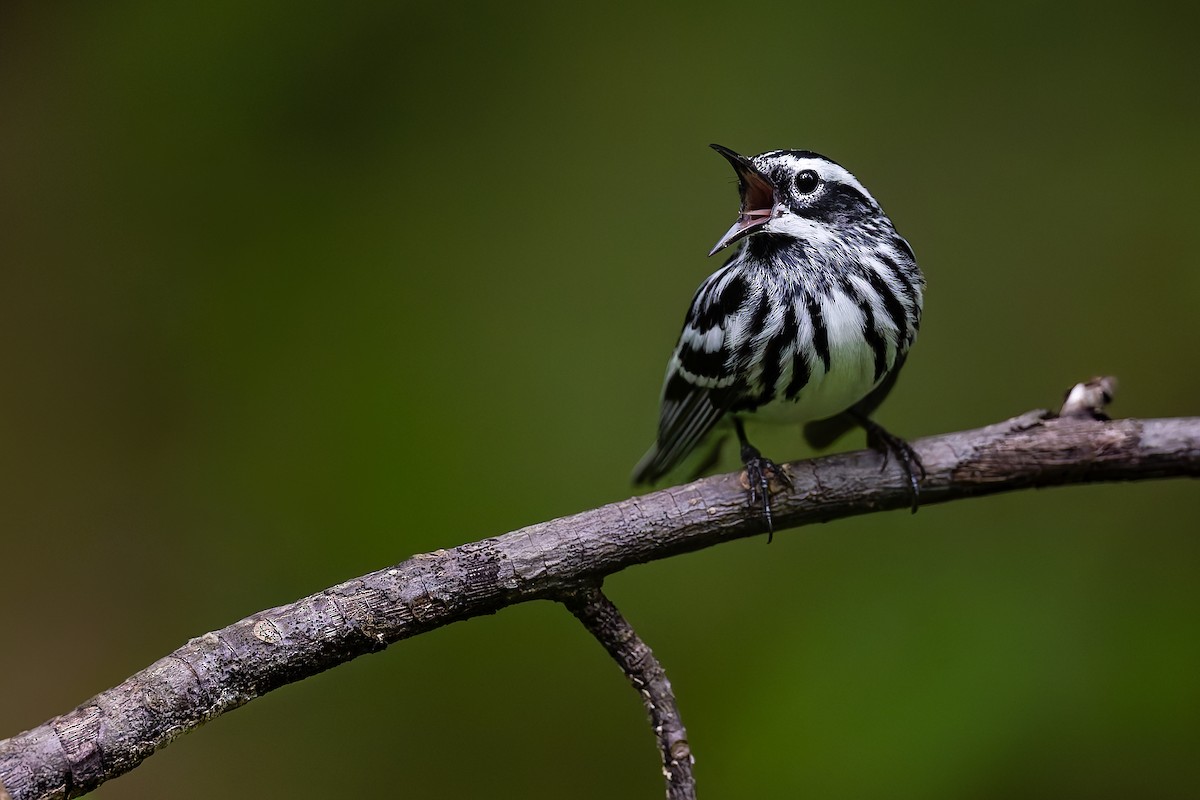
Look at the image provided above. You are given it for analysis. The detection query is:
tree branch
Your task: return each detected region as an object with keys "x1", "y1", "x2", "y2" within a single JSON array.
[
  {"x1": 562, "y1": 584, "x2": 695, "y2": 800},
  {"x1": 2, "y1": 409, "x2": 1198, "y2": 799}
]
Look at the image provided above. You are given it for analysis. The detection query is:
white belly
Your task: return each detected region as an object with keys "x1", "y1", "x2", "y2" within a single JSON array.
[{"x1": 751, "y1": 286, "x2": 890, "y2": 425}]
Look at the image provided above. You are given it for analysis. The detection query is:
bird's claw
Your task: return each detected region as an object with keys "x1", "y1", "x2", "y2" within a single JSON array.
[
  {"x1": 743, "y1": 457, "x2": 793, "y2": 541},
  {"x1": 868, "y1": 428, "x2": 925, "y2": 513}
]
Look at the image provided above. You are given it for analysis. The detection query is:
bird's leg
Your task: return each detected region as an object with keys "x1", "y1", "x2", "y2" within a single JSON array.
[
  {"x1": 848, "y1": 410, "x2": 925, "y2": 513},
  {"x1": 733, "y1": 417, "x2": 792, "y2": 541}
]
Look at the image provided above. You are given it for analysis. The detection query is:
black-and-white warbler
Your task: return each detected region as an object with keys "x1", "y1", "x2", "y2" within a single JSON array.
[{"x1": 633, "y1": 145, "x2": 926, "y2": 534}]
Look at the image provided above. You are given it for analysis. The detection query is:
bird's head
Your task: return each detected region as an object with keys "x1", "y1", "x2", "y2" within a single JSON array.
[{"x1": 708, "y1": 144, "x2": 887, "y2": 257}]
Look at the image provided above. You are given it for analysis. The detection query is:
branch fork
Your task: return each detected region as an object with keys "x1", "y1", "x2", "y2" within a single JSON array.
[{"x1": 3, "y1": 377, "x2": 1198, "y2": 800}]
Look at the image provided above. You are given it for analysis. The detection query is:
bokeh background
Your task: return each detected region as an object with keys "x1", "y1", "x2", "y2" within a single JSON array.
[{"x1": 3, "y1": 2, "x2": 1199, "y2": 797}]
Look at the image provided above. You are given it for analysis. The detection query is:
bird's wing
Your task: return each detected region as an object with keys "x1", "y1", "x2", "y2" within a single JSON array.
[
  {"x1": 632, "y1": 370, "x2": 733, "y2": 484},
  {"x1": 633, "y1": 269, "x2": 749, "y2": 484}
]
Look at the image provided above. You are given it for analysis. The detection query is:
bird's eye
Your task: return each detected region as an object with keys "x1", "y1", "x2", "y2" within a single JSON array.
[{"x1": 794, "y1": 170, "x2": 820, "y2": 195}]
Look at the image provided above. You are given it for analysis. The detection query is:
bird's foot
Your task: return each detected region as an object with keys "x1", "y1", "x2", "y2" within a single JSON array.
[
  {"x1": 864, "y1": 424, "x2": 925, "y2": 513},
  {"x1": 741, "y1": 455, "x2": 793, "y2": 541},
  {"x1": 734, "y1": 417, "x2": 792, "y2": 541}
]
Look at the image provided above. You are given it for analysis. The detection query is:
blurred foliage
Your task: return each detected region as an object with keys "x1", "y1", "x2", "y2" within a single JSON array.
[{"x1": 1, "y1": 1, "x2": 1198, "y2": 798}]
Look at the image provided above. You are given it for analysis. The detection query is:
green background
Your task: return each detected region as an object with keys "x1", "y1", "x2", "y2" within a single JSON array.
[{"x1": 3, "y1": 2, "x2": 1199, "y2": 798}]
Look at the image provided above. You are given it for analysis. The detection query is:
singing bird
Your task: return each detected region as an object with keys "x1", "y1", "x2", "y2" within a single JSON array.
[{"x1": 633, "y1": 145, "x2": 926, "y2": 534}]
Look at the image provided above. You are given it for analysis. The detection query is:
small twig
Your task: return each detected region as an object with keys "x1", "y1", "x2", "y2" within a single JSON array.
[
  {"x1": 1060, "y1": 375, "x2": 1118, "y2": 420},
  {"x1": 561, "y1": 584, "x2": 696, "y2": 800}
]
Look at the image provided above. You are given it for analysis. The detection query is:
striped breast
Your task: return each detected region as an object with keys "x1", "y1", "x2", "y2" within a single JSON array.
[{"x1": 730, "y1": 250, "x2": 922, "y2": 425}]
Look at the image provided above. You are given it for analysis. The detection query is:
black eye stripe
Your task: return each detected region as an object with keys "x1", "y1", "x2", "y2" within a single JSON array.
[{"x1": 794, "y1": 169, "x2": 820, "y2": 194}]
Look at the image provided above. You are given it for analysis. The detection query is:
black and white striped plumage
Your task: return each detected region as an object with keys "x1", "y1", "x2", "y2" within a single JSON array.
[{"x1": 633, "y1": 145, "x2": 925, "y2": 529}]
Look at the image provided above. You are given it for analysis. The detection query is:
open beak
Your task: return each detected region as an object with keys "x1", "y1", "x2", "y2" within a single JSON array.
[{"x1": 708, "y1": 143, "x2": 777, "y2": 256}]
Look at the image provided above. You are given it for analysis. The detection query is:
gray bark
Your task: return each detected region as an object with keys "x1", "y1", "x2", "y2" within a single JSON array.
[
  {"x1": 1, "y1": 411, "x2": 1198, "y2": 799},
  {"x1": 562, "y1": 585, "x2": 696, "y2": 799}
]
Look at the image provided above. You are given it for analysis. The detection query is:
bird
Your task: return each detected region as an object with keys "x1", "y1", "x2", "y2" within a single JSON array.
[{"x1": 633, "y1": 144, "x2": 926, "y2": 537}]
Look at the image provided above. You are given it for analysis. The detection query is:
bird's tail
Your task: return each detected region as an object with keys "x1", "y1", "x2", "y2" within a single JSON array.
[
  {"x1": 633, "y1": 432, "x2": 728, "y2": 486},
  {"x1": 631, "y1": 443, "x2": 665, "y2": 485}
]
